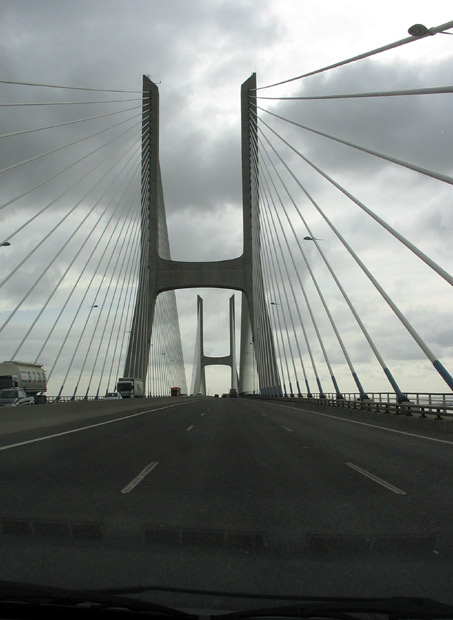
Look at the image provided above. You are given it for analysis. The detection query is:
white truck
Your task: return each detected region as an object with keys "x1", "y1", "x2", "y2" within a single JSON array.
[
  {"x1": 0, "y1": 361, "x2": 47, "y2": 404},
  {"x1": 116, "y1": 377, "x2": 145, "y2": 399}
]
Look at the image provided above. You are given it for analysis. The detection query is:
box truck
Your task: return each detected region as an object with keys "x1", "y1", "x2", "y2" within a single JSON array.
[{"x1": 116, "y1": 377, "x2": 145, "y2": 398}]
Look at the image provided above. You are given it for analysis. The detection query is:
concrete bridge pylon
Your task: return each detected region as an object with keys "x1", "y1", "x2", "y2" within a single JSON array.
[
  {"x1": 190, "y1": 295, "x2": 239, "y2": 396},
  {"x1": 124, "y1": 74, "x2": 282, "y2": 396}
]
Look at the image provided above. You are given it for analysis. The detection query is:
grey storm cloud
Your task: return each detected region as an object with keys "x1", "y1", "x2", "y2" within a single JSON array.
[{"x1": 1, "y1": 0, "x2": 452, "y2": 395}]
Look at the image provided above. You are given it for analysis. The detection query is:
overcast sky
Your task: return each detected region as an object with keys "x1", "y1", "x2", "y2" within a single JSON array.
[{"x1": 0, "y1": 0, "x2": 452, "y2": 396}]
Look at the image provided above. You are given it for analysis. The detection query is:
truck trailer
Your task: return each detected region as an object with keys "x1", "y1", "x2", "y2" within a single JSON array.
[
  {"x1": 116, "y1": 377, "x2": 145, "y2": 398},
  {"x1": 0, "y1": 361, "x2": 47, "y2": 404}
]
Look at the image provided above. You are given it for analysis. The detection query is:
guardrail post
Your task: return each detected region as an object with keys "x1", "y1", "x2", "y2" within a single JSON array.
[{"x1": 435, "y1": 407, "x2": 444, "y2": 420}]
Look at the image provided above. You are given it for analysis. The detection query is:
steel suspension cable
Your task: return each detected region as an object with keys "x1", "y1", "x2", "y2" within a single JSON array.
[
  {"x1": 2, "y1": 147, "x2": 123, "y2": 245},
  {"x1": 113, "y1": 249, "x2": 141, "y2": 394},
  {"x1": 0, "y1": 138, "x2": 140, "y2": 336},
  {"x1": 2, "y1": 128, "x2": 139, "y2": 258},
  {"x1": 252, "y1": 138, "x2": 330, "y2": 397},
  {"x1": 259, "y1": 181, "x2": 300, "y2": 397},
  {"x1": 82, "y1": 211, "x2": 142, "y2": 399},
  {"x1": 11, "y1": 143, "x2": 141, "y2": 359},
  {"x1": 255, "y1": 129, "x2": 368, "y2": 398},
  {"x1": 34, "y1": 160, "x2": 141, "y2": 366},
  {"x1": 110, "y1": 118, "x2": 151, "y2": 386},
  {"x1": 48, "y1": 165, "x2": 142, "y2": 391},
  {"x1": 261, "y1": 193, "x2": 310, "y2": 397},
  {"x1": 0, "y1": 78, "x2": 144, "y2": 93},
  {"x1": 258, "y1": 111, "x2": 453, "y2": 287},
  {"x1": 0, "y1": 103, "x2": 144, "y2": 138},
  {"x1": 106, "y1": 241, "x2": 141, "y2": 395},
  {"x1": 256, "y1": 147, "x2": 321, "y2": 397},
  {"x1": 0, "y1": 98, "x2": 146, "y2": 107},
  {"x1": 250, "y1": 129, "x2": 280, "y2": 395},
  {"x1": 255, "y1": 85, "x2": 453, "y2": 101},
  {"x1": 255, "y1": 171, "x2": 291, "y2": 396},
  {"x1": 259, "y1": 122, "x2": 453, "y2": 394},
  {"x1": 251, "y1": 136, "x2": 309, "y2": 395},
  {"x1": 74, "y1": 147, "x2": 143, "y2": 397},
  {"x1": 0, "y1": 118, "x2": 141, "y2": 212},
  {"x1": 0, "y1": 112, "x2": 141, "y2": 176},
  {"x1": 248, "y1": 123, "x2": 268, "y2": 393},
  {"x1": 96, "y1": 214, "x2": 143, "y2": 398},
  {"x1": 1, "y1": 123, "x2": 144, "y2": 245},
  {"x1": 68, "y1": 193, "x2": 142, "y2": 399},
  {"x1": 257, "y1": 122, "x2": 407, "y2": 400},
  {"x1": 256, "y1": 20, "x2": 453, "y2": 90},
  {"x1": 258, "y1": 106, "x2": 453, "y2": 190},
  {"x1": 126, "y1": 127, "x2": 152, "y2": 381}
]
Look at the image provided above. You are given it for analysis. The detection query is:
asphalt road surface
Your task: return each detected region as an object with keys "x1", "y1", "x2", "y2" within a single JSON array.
[{"x1": 0, "y1": 396, "x2": 452, "y2": 608}]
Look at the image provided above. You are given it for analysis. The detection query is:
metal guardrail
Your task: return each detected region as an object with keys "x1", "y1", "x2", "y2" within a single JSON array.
[
  {"x1": 45, "y1": 395, "x2": 165, "y2": 403},
  {"x1": 46, "y1": 396, "x2": 98, "y2": 403},
  {"x1": 325, "y1": 392, "x2": 453, "y2": 406},
  {"x1": 246, "y1": 392, "x2": 453, "y2": 406},
  {"x1": 245, "y1": 395, "x2": 453, "y2": 420}
]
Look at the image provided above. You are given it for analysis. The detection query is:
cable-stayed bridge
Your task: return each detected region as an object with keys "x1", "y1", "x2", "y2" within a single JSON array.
[
  {"x1": 2, "y1": 22, "x2": 453, "y2": 600},
  {"x1": 1, "y1": 20, "x2": 452, "y2": 405}
]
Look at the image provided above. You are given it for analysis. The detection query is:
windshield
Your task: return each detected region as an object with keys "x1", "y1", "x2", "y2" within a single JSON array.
[{"x1": 0, "y1": 1, "x2": 452, "y2": 613}]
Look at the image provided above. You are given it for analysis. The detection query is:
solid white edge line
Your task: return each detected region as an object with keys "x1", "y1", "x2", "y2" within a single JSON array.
[
  {"x1": 121, "y1": 461, "x2": 158, "y2": 494},
  {"x1": 346, "y1": 462, "x2": 406, "y2": 495},
  {"x1": 0, "y1": 402, "x2": 191, "y2": 452},
  {"x1": 263, "y1": 402, "x2": 453, "y2": 445}
]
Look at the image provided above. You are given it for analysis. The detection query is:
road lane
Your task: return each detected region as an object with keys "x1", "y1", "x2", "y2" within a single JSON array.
[
  {"x1": 246, "y1": 398, "x2": 453, "y2": 502},
  {"x1": 0, "y1": 401, "x2": 197, "y2": 452},
  {"x1": 0, "y1": 396, "x2": 452, "y2": 603}
]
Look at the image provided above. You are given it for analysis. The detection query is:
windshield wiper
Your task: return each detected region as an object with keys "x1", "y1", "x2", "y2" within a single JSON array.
[
  {"x1": 0, "y1": 581, "x2": 196, "y2": 618},
  {"x1": 211, "y1": 597, "x2": 453, "y2": 619}
]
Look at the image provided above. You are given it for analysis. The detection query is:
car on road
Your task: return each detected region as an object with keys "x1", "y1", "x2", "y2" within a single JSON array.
[
  {"x1": 102, "y1": 392, "x2": 122, "y2": 400},
  {"x1": 0, "y1": 388, "x2": 35, "y2": 407}
]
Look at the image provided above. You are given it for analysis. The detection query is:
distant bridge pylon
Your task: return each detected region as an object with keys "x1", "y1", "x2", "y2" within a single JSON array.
[{"x1": 190, "y1": 295, "x2": 239, "y2": 396}]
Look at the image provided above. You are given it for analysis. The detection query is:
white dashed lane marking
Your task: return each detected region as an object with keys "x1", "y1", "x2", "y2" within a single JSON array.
[
  {"x1": 346, "y1": 462, "x2": 406, "y2": 495},
  {"x1": 121, "y1": 462, "x2": 158, "y2": 494}
]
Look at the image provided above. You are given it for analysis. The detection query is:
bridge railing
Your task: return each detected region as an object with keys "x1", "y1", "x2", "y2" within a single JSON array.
[
  {"x1": 245, "y1": 394, "x2": 453, "y2": 419},
  {"x1": 244, "y1": 392, "x2": 453, "y2": 405},
  {"x1": 46, "y1": 396, "x2": 99, "y2": 403},
  {"x1": 45, "y1": 395, "x2": 162, "y2": 403}
]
